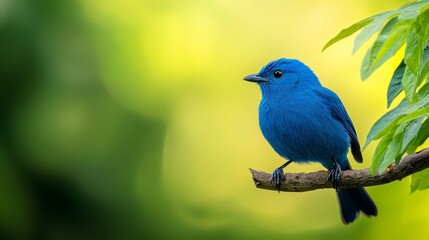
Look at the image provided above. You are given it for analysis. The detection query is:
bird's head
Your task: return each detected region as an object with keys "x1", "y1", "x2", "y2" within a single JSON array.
[{"x1": 243, "y1": 58, "x2": 320, "y2": 96}]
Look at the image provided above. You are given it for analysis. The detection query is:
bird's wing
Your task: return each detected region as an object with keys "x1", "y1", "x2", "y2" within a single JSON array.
[{"x1": 315, "y1": 87, "x2": 363, "y2": 163}]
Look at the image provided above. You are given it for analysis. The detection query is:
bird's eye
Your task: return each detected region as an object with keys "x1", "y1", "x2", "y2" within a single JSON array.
[{"x1": 273, "y1": 70, "x2": 283, "y2": 78}]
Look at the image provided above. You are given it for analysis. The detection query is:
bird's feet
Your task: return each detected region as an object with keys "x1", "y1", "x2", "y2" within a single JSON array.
[
  {"x1": 270, "y1": 168, "x2": 285, "y2": 192},
  {"x1": 327, "y1": 160, "x2": 341, "y2": 191}
]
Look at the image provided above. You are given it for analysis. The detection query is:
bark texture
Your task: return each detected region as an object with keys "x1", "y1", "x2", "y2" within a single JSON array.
[{"x1": 250, "y1": 148, "x2": 429, "y2": 192}]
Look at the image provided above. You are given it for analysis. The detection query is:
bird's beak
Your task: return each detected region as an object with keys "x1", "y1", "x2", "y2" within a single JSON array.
[{"x1": 243, "y1": 74, "x2": 268, "y2": 83}]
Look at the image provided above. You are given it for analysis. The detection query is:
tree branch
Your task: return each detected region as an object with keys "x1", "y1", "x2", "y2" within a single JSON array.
[{"x1": 250, "y1": 148, "x2": 429, "y2": 192}]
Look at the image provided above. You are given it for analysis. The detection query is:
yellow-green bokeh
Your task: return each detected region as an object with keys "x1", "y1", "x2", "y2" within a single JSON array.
[{"x1": 1, "y1": 0, "x2": 428, "y2": 239}]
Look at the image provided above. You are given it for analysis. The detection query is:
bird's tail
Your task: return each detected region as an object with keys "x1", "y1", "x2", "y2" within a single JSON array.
[
  {"x1": 336, "y1": 187, "x2": 377, "y2": 224},
  {"x1": 335, "y1": 162, "x2": 377, "y2": 224}
]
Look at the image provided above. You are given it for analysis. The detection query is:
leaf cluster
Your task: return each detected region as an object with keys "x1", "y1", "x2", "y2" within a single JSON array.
[{"x1": 324, "y1": 0, "x2": 429, "y2": 191}]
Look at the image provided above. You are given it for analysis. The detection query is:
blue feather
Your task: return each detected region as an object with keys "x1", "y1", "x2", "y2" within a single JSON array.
[
  {"x1": 245, "y1": 58, "x2": 377, "y2": 224},
  {"x1": 315, "y1": 88, "x2": 363, "y2": 163}
]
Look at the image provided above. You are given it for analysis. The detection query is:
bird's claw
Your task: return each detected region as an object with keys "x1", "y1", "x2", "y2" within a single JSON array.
[
  {"x1": 270, "y1": 168, "x2": 285, "y2": 192},
  {"x1": 327, "y1": 162, "x2": 341, "y2": 191}
]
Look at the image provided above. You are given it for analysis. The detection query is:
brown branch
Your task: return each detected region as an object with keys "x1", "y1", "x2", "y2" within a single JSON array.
[{"x1": 250, "y1": 148, "x2": 429, "y2": 192}]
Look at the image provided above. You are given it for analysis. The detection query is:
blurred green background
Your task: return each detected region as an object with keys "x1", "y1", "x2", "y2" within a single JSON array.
[{"x1": 1, "y1": 0, "x2": 428, "y2": 239}]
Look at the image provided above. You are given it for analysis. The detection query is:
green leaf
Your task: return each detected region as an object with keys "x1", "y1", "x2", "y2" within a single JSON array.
[
  {"x1": 359, "y1": 2, "x2": 429, "y2": 80},
  {"x1": 417, "y1": 8, "x2": 429, "y2": 44},
  {"x1": 387, "y1": 60, "x2": 406, "y2": 108},
  {"x1": 417, "y1": 81, "x2": 429, "y2": 98},
  {"x1": 371, "y1": 130, "x2": 395, "y2": 174},
  {"x1": 423, "y1": 44, "x2": 429, "y2": 63},
  {"x1": 327, "y1": 1, "x2": 429, "y2": 176},
  {"x1": 370, "y1": 18, "x2": 409, "y2": 69},
  {"x1": 398, "y1": 105, "x2": 429, "y2": 124},
  {"x1": 361, "y1": 48, "x2": 372, "y2": 80},
  {"x1": 398, "y1": 0, "x2": 429, "y2": 20},
  {"x1": 365, "y1": 94, "x2": 429, "y2": 149},
  {"x1": 377, "y1": 126, "x2": 405, "y2": 174},
  {"x1": 405, "y1": 9, "x2": 429, "y2": 81},
  {"x1": 419, "y1": 50, "x2": 429, "y2": 83},
  {"x1": 402, "y1": 66, "x2": 418, "y2": 102},
  {"x1": 401, "y1": 117, "x2": 425, "y2": 153},
  {"x1": 353, "y1": 12, "x2": 400, "y2": 54},
  {"x1": 408, "y1": 93, "x2": 429, "y2": 110},
  {"x1": 322, "y1": 18, "x2": 374, "y2": 52},
  {"x1": 361, "y1": 18, "x2": 409, "y2": 80},
  {"x1": 364, "y1": 99, "x2": 409, "y2": 149},
  {"x1": 367, "y1": 16, "x2": 399, "y2": 60},
  {"x1": 406, "y1": 139, "x2": 419, "y2": 154},
  {"x1": 411, "y1": 169, "x2": 429, "y2": 193},
  {"x1": 416, "y1": 12, "x2": 429, "y2": 82},
  {"x1": 406, "y1": 117, "x2": 429, "y2": 153},
  {"x1": 395, "y1": 154, "x2": 402, "y2": 165},
  {"x1": 322, "y1": 0, "x2": 429, "y2": 53},
  {"x1": 423, "y1": 44, "x2": 429, "y2": 62},
  {"x1": 354, "y1": 1, "x2": 429, "y2": 54},
  {"x1": 405, "y1": 22, "x2": 423, "y2": 76}
]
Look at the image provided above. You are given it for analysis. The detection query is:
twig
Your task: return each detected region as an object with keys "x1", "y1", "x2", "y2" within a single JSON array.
[{"x1": 250, "y1": 148, "x2": 429, "y2": 192}]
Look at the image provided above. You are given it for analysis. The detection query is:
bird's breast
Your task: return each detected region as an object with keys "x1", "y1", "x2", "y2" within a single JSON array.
[{"x1": 258, "y1": 94, "x2": 349, "y2": 165}]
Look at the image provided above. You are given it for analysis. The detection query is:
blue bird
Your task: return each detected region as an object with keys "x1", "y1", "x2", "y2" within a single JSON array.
[{"x1": 244, "y1": 58, "x2": 377, "y2": 224}]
